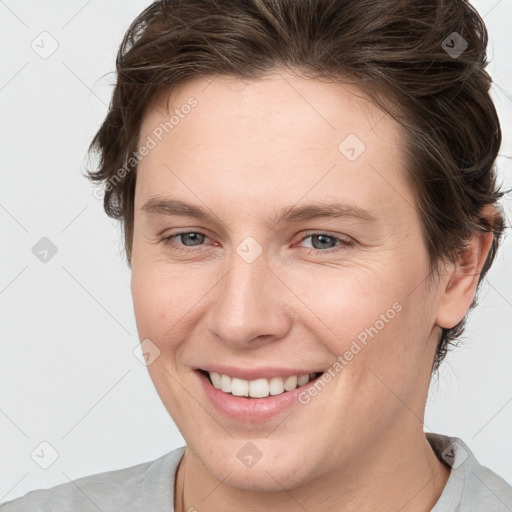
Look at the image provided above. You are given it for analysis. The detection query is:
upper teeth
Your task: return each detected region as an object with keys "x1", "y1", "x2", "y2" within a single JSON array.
[{"x1": 208, "y1": 371, "x2": 318, "y2": 398}]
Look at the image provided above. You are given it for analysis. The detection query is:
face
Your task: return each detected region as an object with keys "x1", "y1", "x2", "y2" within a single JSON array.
[{"x1": 130, "y1": 70, "x2": 446, "y2": 491}]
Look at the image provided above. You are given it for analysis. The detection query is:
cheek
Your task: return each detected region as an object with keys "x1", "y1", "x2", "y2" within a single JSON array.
[
  {"x1": 297, "y1": 264, "x2": 432, "y2": 390},
  {"x1": 130, "y1": 264, "x2": 213, "y2": 353},
  {"x1": 284, "y1": 264, "x2": 404, "y2": 347},
  {"x1": 130, "y1": 265, "x2": 205, "y2": 418},
  {"x1": 331, "y1": 285, "x2": 435, "y2": 424}
]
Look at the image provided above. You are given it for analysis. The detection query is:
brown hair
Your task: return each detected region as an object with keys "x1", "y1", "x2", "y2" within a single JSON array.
[{"x1": 85, "y1": 0, "x2": 508, "y2": 372}]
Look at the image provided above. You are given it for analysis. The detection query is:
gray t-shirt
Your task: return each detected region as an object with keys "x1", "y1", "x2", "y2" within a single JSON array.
[{"x1": 1, "y1": 433, "x2": 511, "y2": 511}]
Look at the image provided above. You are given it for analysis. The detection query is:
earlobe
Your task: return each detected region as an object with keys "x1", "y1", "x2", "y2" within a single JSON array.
[{"x1": 435, "y1": 227, "x2": 495, "y2": 330}]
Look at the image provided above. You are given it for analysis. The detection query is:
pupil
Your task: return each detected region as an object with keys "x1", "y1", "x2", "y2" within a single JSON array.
[
  {"x1": 313, "y1": 235, "x2": 334, "y2": 249},
  {"x1": 182, "y1": 233, "x2": 203, "y2": 246}
]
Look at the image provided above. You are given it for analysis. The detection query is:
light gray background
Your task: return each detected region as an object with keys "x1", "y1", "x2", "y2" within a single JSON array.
[{"x1": 1, "y1": 0, "x2": 511, "y2": 502}]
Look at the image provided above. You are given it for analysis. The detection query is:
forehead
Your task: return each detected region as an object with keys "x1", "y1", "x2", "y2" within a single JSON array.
[
  {"x1": 142, "y1": 71, "x2": 396, "y2": 148},
  {"x1": 135, "y1": 70, "x2": 413, "y2": 221}
]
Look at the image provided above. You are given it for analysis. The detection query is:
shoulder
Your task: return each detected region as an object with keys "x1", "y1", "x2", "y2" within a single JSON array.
[
  {"x1": 460, "y1": 447, "x2": 512, "y2": 511},
  {"x1": 0, "y1": 446, "x2": 186, "y2": 512},
  {"x1": 427, "y1": 433, "x2": 512, "y2": 512}
]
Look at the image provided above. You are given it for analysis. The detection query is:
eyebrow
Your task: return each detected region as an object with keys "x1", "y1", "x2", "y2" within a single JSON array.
[{"x1": 140, "y1": 197, "x2": 378, "y2": 226}]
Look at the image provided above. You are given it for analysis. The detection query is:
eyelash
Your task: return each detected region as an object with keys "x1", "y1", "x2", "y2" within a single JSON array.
[{"x1": 159, "y1": 231, "x2": 353, "y2": 255}]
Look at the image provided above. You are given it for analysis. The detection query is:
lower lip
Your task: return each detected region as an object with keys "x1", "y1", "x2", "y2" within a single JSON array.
[{"x1": 195, "y1": 370, "x2": 322, "y2": 423}]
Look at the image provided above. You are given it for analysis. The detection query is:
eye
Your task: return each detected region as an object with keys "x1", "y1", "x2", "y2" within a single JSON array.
[
  {"x1": 160, "y1": 231, "x2": 212, "y2": 254},
  {"x1": 296, "y1": 232, "x2": 353, "y2": 254},
  {"x1": 159, "y1": 230, "x2": 353, "y2": 255}
]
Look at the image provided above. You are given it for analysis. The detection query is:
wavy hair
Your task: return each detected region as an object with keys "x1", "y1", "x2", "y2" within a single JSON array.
[{"x1": 85, "y1": 0, "x2": 507, "y2": 372}]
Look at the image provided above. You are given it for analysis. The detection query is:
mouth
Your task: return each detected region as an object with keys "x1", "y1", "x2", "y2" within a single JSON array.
[
  {"x1": 198, "y1": 369, "x2": 324, "y2": 399},
  {"x1": 194, "y1": 367, "x2": 329, "y2": 422}
]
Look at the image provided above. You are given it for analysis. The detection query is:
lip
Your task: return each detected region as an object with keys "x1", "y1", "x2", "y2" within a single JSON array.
[
  {"x1": 194, "y1": 369, "x2": 324, "y2": 423},
  {"x1": 196, "y1": 364, "x2": 326, "y2": 381}
]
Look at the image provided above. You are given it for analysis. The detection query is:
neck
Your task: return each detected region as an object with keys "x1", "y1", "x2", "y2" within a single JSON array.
[{"x1": 174, "y1": 425, "x2": 450, "y2": 512}]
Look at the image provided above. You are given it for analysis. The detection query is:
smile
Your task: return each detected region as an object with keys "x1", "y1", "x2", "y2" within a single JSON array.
[{"x1": 203, "y1": 370, "x2": 323, "y2": 398}]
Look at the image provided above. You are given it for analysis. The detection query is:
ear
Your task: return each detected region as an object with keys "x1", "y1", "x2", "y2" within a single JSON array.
[{"x1": 435, "y1": 207, "x2": 496, "y2": 330}]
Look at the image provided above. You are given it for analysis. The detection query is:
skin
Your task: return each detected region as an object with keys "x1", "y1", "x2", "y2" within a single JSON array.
[{"x1": 129, "y1": 69, "x2": 494, "y2": 512}]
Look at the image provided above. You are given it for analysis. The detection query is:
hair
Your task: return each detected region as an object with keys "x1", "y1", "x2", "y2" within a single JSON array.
[{"x1": 85, "y1": 0, "x2": 508, "y2": 372}]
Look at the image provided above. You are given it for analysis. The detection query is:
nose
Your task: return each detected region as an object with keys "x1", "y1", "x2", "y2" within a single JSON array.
[{"x1": 205, "y1": 245, "x2": 292, "y2": 349}]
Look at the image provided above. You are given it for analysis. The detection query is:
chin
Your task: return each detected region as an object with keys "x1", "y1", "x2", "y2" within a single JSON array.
[
  {"x1": 196, "y1": 440, "x2": 319, "y2": 492},
  {"x1": 212, "y1": 463, "x2": 310, "y2": 492}
]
